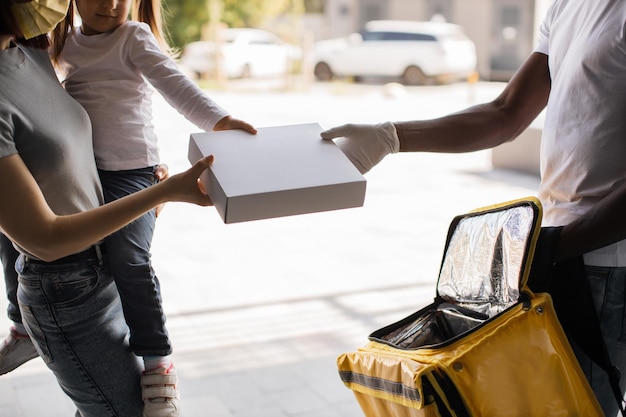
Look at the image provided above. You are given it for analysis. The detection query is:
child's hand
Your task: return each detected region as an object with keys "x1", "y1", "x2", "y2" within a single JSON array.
[
  {"x1": 154, "y1": 164, "x2": 169, "y2": 217},
  {"x1": 213, "y1": 116, "x2": 257, "y2": 134}
]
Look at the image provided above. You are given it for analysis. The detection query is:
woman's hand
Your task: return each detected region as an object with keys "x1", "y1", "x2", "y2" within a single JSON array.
[{"x1": 162, "y1": 156, "x2": 214, "y2": 206}]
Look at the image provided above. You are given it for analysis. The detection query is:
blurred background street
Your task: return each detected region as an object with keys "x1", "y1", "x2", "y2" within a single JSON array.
[{"x1": 0, "y1": 79, "x2": 541, "y2": 416}]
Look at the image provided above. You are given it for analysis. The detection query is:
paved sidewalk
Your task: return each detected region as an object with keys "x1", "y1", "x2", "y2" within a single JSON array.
[{"x1": 0, "y1": 81, "x2": 540, "y2": 417}]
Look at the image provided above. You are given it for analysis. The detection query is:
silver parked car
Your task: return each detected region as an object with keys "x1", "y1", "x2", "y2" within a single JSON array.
[
  {"x1": 313, "y1": 20, "x2": 477, "y2": 85},
  {"x1": 180, "y1": 28, "x2": 301, "y2": 79}
]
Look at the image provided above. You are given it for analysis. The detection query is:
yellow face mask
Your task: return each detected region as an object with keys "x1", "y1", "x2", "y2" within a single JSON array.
[{"x1": 11, "y1": 0, "x2": 71, "y2": 39}]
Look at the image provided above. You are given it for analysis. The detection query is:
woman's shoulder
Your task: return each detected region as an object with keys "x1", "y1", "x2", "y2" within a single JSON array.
[
  {"x1": 19, "y1": 45, "x2": 55, "y2": 72},
  {"x1": 19, "y1": 44, "x2": 50, "y2": 60}
]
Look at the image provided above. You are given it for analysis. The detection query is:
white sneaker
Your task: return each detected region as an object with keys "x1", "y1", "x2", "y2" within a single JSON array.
[
  {"x1": 141, "y1": 363, "x2": 180, "y2": 417},
  {"x1": 0, "y1": 327, "x2": 39, "y2": 375}
]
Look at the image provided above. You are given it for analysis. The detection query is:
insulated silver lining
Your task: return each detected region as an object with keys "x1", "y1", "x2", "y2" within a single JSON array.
[
  {"x1": 377, "y1": 204, "x2": 536, "y2": 349},
  {"x1": 437, "y1": 205, "x2": 534, "y2": 317}
]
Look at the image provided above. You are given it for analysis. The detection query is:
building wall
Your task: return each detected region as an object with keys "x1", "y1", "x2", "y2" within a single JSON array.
[
  {"x1": 322, "y1": 0, "x2": 359, "y2": 38},
  {"x1": 360, "y1": 0, "x2": 390, "y2": 26},
  {"x1": 533, "y1": 0, "x2": 550, "y2": 42},
  {"x1": 388, "y1": 1, "x2": 423, "y2": 21},
  {"x1": 451, "y1": 0, "x2": 493, "y2": 79},
  {"x1": 491, "y1": 0, "x2": 537, "y2": 80}
]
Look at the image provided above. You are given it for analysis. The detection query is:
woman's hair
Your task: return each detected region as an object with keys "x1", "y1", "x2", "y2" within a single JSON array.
[
  {"x1": 0, "y1": 1, "x2": 50, "y2": 49},
  {"x1": 50, "y1": 0, "x2": 172, "y2": 64}
]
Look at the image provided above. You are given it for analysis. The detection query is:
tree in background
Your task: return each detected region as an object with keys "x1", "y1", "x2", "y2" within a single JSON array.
[{"x1": 163, "y1": 0, "x2": 298, "y2": 49}]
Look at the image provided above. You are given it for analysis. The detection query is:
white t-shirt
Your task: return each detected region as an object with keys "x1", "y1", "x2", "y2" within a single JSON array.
[
  {"x1": 57, "y1": 21, "x2": 230, "y2": 171},
  {"x1": 534, "y1": 0, "x2": 626, "y2": 266}
]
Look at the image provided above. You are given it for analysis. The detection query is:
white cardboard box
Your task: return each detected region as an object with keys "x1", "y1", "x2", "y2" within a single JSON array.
[{"x1": 188, "y1": 123, "x2": 366, "y2": 223}]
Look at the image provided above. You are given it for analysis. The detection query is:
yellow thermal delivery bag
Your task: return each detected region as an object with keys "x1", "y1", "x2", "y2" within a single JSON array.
[{"x1": 337, "y1": 197, "x2": 603, "y2": 416}]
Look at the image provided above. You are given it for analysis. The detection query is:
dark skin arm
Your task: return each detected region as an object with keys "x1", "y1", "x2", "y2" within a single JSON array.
[
  {"x1": 395, "y1": 51, "x2": 626, "y2": 260},
  {"x1": 395, "y1": 52, "x2": 551, "y2": 153}
]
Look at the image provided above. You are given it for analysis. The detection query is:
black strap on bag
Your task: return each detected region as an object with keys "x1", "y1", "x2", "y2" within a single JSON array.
[{"x1": 528, "y1": 227, "x2": 626, "y2": 416}]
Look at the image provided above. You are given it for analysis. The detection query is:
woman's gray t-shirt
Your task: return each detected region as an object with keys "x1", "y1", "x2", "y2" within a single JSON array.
[{"x1": 0, "y1": 45, "x2": 103, "y2": 218}]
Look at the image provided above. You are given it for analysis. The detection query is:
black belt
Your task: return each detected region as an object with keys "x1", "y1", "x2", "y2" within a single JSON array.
[{"x1": 24, "y1": 245, "x2": 103, "y2": 265}]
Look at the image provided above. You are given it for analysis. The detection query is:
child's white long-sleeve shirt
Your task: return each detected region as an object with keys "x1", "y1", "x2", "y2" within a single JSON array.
[{"x1": 58, "y1": 21, "x2": 229, "y2": 171}]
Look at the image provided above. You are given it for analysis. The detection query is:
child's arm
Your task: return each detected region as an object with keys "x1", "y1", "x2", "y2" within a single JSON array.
[{"x1": 128, "y1": 24, "x2": 255, "y2": 133}]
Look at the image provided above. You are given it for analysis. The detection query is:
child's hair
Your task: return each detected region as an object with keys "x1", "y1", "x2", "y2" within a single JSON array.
[
  {"x1": 50, "y1": 0, "x2": 171, "y2": 64},
  {"x1": 132, "y1": 0, "x2": 170, "y2": 52}
]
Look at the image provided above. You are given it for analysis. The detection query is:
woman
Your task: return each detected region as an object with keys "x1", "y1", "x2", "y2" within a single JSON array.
[{"x1": 0, "y1": 1, "x2": 214, "y2": 415}]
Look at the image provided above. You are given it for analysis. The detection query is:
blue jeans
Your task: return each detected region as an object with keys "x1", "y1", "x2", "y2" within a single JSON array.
[
  {"x1": 572, "y1": 265, "x2": 626, "y2": 417},
  {"x1": 16, "y1": 253, "x2": 143, "y2": 417},
  {"x1": 98, "y1": 167, "x2": 171, "y2": 357},
  {"x1": 0, "y1": 232, "x2": 20, "y2": 324}
]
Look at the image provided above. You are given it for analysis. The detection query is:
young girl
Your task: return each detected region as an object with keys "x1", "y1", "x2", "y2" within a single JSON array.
[{"x1": 49, "y1": 1, "x2": 256, "y2": 415}]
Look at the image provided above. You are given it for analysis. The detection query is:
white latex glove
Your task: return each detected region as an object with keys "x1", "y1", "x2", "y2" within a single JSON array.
[{"x1": 321, "y1": 122, "x2": 400, "y2": 174}]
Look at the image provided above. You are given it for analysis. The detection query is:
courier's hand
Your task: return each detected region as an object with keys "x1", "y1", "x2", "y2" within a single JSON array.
[
  {"x1": 321, "y1": 122, "x2": 399, "y2": 174},
  {"x1": 213, "y1": 116, "x2": 257, "y2": 134}
]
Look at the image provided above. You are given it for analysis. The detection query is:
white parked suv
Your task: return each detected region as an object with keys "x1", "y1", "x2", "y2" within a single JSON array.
[
  {"x1": 313, "y1": 20, "x2": 477, "y2": 85},
  {"x1": 180, "y1": 28, "x2": 301, "y2": 79}
]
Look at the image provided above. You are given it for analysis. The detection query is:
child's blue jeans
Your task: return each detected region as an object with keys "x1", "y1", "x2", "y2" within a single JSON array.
[{"x1": 98, "y1": 167, "x2": 172, "y2": 357}]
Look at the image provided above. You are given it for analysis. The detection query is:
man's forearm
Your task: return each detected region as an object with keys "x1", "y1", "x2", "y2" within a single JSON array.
[{"x1": 394, "y1": 102, "x2": 520, "y2": 153}]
